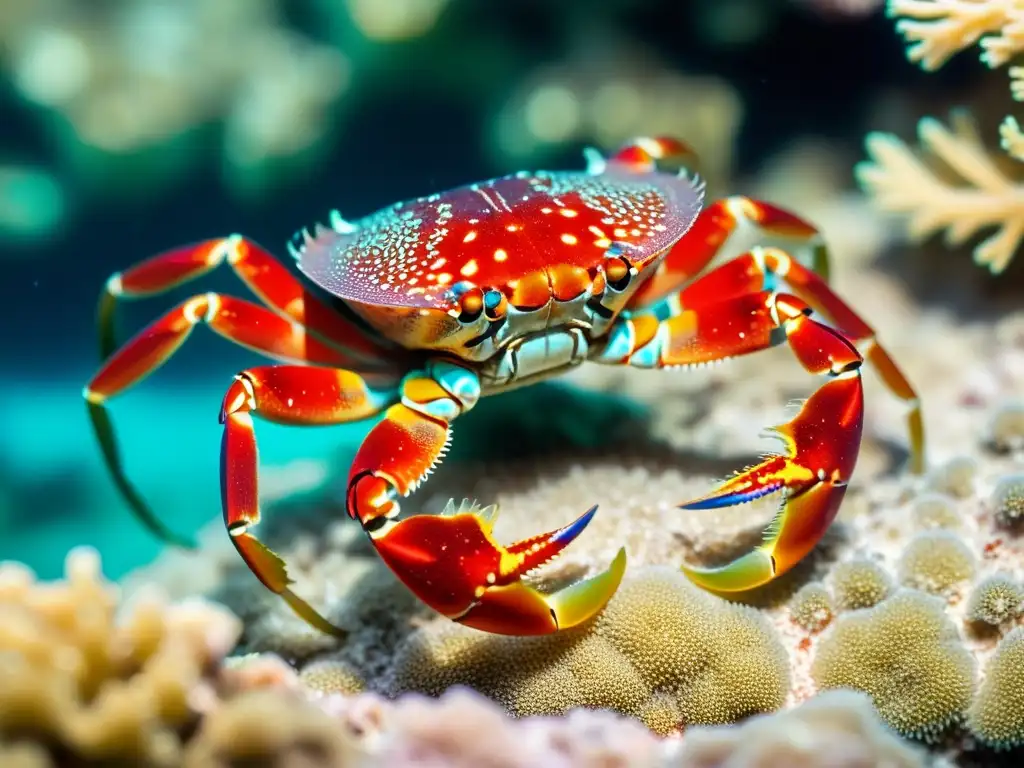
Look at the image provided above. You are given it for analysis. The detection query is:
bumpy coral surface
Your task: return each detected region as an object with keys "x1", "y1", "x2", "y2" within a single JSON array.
[
  {"x1": 391, "y1": 567, "x2": 789, "y2": 734},
  {"x1": 790, "y1": 582, "x2": 834, "y2": 632},
  {"x1": 965, "y1": 573, "x2": 1023, "y2": 626},
  {"x1": 967, "y1": 627, "x2": 1024, "y2": 751},
  {"x1": 831, "y1": 558, "x2": 893, "y2": 611},
  {"x1": 811, "y1": 590, "x2": 976, "y2": 741},
  {"x1": 0, "y1": 543, "x2": 941, "y2": 768},
  {"x1": 991, "y1": 473, "x2": 1024, "y2": 529},
  {"x1": 898, "y1": 531, "x2": 976, "y2": 598}
]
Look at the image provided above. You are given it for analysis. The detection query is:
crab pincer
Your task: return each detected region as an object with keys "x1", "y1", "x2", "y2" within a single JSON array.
[
  {"x1": 346, "y1": 362, "x2": 626, "y2": 635},
  {"x1": 676, "y1": 302, "x2": 865, "y2": 592}
]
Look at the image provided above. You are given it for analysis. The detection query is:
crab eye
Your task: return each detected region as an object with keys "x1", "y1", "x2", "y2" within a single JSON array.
[
  {"x1": 603, "y1": 255, "x2": 633, "y2": 292},
  {"x1": 451, "y1": 283, "x2": 485, "y2": 323},
  {"x1": 483, "y1": 289, "x2": 507, "y2": 320}
]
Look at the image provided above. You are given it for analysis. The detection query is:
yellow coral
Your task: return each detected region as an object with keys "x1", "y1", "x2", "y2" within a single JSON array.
[
  {"x1": 299, "y1": 659, "x2": 367, "y2": 696},
  {"x1": 857, "y1": 114, "x2": 1024, "y2": 275},
  {"x1": 600, "y1": 570, "x2": 789, "y2": 725},
  {"x1": 888, "y1": 0, "x2": 1024, "y2": 71},
  {"x1": 967, "y1": 626, "x2": 1024, "y2": 749},
  {"x1": 831, "y1": 559, "x2": 893, "y2": 611},
  {"x1": 0, "y1": 548, "x2": 242, "y2": 766},
  {"x1": 965, "y1": 573, "x2": 1024, "y2": 625},
  {"x1": 869, "y1": 1, "x2": 1024, "y2": 273},
  {"x1": 992, "y1": 473, "x2": 1024, "y2": 527},
  {"x1": 811, "y1": 590, "x2": 975, "y2": 740},
  {"x1": 790, "y1": 582, "x2": 835, "y2": 632},
  {"x1": 911, "y1": 492, "x2": 963, "y2": 530},
  {"x1": 898, "y1": 531, "x2": 975, "y2": 597},
  {"x1": 0, "y1": 743, "x2": 51, "y2": 768},
  {"x1": 390, "y1": 567, "x2": 789, "y2": 733}
]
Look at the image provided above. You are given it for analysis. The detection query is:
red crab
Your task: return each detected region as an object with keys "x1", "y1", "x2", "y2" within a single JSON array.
[{"x1": 84, "y1": 137, "x2": 924, "y2": 637}]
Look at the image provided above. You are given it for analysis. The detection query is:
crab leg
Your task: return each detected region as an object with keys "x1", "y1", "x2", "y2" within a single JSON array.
[
  {"x1": 84, "y1": 292, "x2": 395, "y2": 547},
  {"x1": 627, "y1": 195, "x2": 834, "y2": 311},
  {"x1": 628, "y1": 243, "x2": 923, "y2": 474},
  {"x1": 596, "y1": 266, "x2": 867, "y2": 592},
  {"x1": 219, "y1": 365, "x2": 399, "y2": 636},
  {"x1": 345, "y1": 359, "x2": 626, "y2": 636},
  {"x1": 603, "y1": 136, "x2": 702, "y2": 176},
  {"x1": 97, "y1": 235, "x2": 397, "y2": 368}
]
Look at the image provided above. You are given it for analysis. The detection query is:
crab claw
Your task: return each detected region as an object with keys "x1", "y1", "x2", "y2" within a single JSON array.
[
  {"x1": 365, "y1": 499, "x2": 627, "y2": 635},
  {"x1": 680, "y1": 371, "x2": 864, "y2": 592}
]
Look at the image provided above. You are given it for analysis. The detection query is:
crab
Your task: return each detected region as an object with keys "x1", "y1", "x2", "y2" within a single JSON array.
[{"x1": 83, "y1": 136, "x2": 924, "y2": 638}]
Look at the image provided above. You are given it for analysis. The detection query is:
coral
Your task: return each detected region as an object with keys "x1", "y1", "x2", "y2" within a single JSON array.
[
  {"x1": 831, "y1": 558, "x2": 893, "y2": 611},
  {"x1": 390, "y1": 567, "x2": 789, "y2": 733},
  {"x1": 600, "y1": 570, "x2": 790, "y2": 725},
  {"x1": 345, "y1": 687, "x2": 667, "y2": 767},
  {"x1": 299, "y1": 659, "x2": 367, "y2": 696},
  {"x1": 672, "y1": 690, "x2": 926, "y2": 768},
  {"x1": 0, "y1": 744, "x2": 51, "y2": 768},
  {"x1": 182, "y1": 689, "x2": 363, "y2": 767},
  {"x1": 810, "y1": 590, "x2": 976, "y2": 740},
  {"x1": 0, "y1": 547, "x2": 242, "y2": 766},
  {"x1": 991, "y1": 473, "x2": 1024, "y2": 528},
  {"x1": 219, "y1": 652, "x2": 303, "y2": 694},
  {"x1": 966, "y1": 626, "x2": 1024, "y2": 750},
  {"x1": 897, "y1": 531, "x2": 975, "y2": 597},
  {"x1": 986, "y1": 399, "x2": 1024, "y2": 450},
  {"x1": 864, "y1": 2, "x2": 1024, "y2": 273},
  {"x1": 888, "y1": 0, "x2": 1024, "y2": 71},
  {"x1": 790, "y1": 582, "x2": 835, "y2": 632},
  {"x1": 911, "y1": 492, "x2": 963, "y2": 530},
  {"x1": 965, "y1": 572, "x2": 1024, "y2": 625},
  {"x1": 857, "y1": 113, "x2": 1024, "y2": 274},
  {"x1": 927, "y1": 455, "x2": 978, "y2": 499}
]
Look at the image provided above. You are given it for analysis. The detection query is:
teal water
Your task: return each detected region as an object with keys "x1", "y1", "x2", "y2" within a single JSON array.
[{"x1": 0, "y1": 371, "x2": 646, "y2": 580}]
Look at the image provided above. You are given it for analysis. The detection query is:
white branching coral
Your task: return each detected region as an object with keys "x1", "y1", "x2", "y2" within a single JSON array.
[
  {"x1": 857, "y1": 113, "x2": 1024, "y2": 273},
  {"x1": 862, "y1": 0, "x2": 1024, "y2": 273},
  {"x1": 888, "y1": 0, "x2": 1024, "y2": 71}
]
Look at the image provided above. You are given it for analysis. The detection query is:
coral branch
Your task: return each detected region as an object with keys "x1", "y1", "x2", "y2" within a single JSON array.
[
  {"x1": 1000, "y1": 116, "x2": 1024, "y2": 161},
  {"x1": 981, "y1": 4, "x2": 1024, "y2": 66},
  {"x1": 856, "y1": 113, "x2": 1024, "y2": 273},
  {"x1": 888, "y1": 0, "x2": 1024, "y2": 71}
]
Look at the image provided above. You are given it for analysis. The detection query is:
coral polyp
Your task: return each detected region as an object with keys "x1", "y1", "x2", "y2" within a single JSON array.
[
  {"x1": 790, "y1": 582, "x2": 835, "y2": 632},
  {"x1": 965, "y1": 573, "x2": 1024, "y2": 626},
  {"x1": 992, "y1": 474, "x2": 1024, "y2": 529},
  {"x1": 897, "y1": 532, "x2": 975, "y2": 598},
  {"x1": 831, "y1": 558, "x2": 892, "y2": 611},
  {"x1": 391, "y1": 568, "x2": 789, "y2": 733},
  {"x1": 810, "y1": 591, "x2": 975, "y2": 741}
]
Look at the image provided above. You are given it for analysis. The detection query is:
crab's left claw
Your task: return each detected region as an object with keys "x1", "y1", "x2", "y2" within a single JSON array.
[
  {"x1": 362, "y1": 499, "x2": 627, "y2": 635},
  {"x1": 680, "y1": 370, "x2": 864, "y2": 592}
]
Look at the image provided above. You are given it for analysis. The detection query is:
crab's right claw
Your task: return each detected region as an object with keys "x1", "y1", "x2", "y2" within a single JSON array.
[
  {"x1": 679, "y1": 371, "x2": 864, "y2": 592},
  {"x1": 361, "y1": 495, "x2": 627, "y2": 635},
  {"x1": 458, "y1": 546, "x2": 628, "y2": 635}
]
